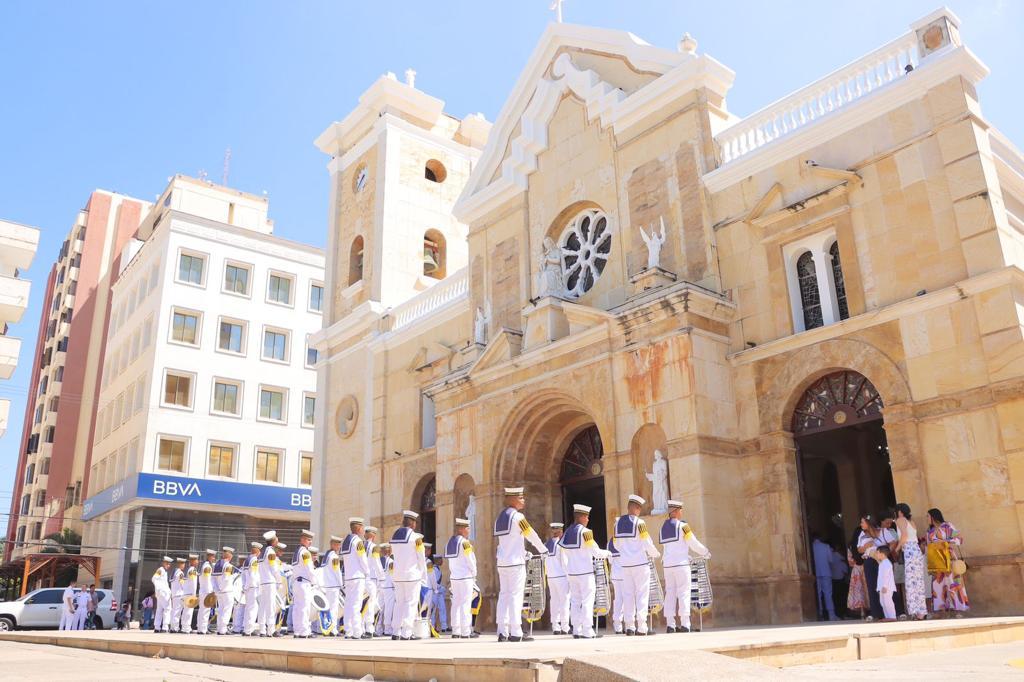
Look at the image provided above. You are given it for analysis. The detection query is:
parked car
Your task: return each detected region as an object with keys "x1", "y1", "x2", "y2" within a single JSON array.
[{"x1": 0, "y1": 587, "x2": 116, "y2": 631}]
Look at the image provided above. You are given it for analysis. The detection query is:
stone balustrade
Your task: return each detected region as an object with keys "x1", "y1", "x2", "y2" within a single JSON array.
[{"x1": 389, "y1": 267, "x2": 469, "y2": 331}]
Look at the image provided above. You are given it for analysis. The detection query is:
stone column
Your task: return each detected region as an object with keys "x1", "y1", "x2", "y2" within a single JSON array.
[{"x1": 880, "y1": 402, "x2": 930, "y2": 512}]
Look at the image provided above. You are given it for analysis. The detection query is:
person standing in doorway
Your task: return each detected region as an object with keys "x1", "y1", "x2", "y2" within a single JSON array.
[
  {"x1": 857, "y1": 515, "x2": 885, "y2": 621},
  {"x1": 829, "y1": 542, "x2": 849, "y2": 619},
  {"x1": 846, "y1": 528, "x2": 867, "y2": 619},
  {"x1": 895, "y1": 503, "x2": 927, "y2": 620}
]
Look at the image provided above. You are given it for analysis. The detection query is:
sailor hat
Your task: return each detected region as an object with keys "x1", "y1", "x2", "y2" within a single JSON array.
[
  {"x1": 667, "y1": 499, "x2": 683, "y2": 509},
  {"x1": 175, "y1": 557, "x2": 185, "y2": 563},
  {"x1": 162, "y1": 555, "x2": 173, "y2": 562},
  {"x1": 250, "y1": 542, "x2": 262, "y2": 550},
  {"x1": 277, "y1": 542, "x2": 287, "y2": 550},
  {"x1": 403, "y1": 510, "x2": 419, "y2": 520},
  {"x1": 330, "y1": 535, "x2": 343, "y2": 543},
  {"x1": 455, "y1": 518, "x2": 470, "y2": 527},
  {"x1": 221, "y1": 546, "x2": 235, "y2": 554},
  {"x1": 310, "y1": 546, "x2": 320, "y2": 554},
  {"x1": 504, "y1": 486, "x2": 525, "y2": 496},
  {"x1": 423, "y1": 542, "x2": 433, "y2": 549},
  {"x1": 628, "y1": 494, "x2": 646, "y2": 506},
  {"x1": 549, "y1": 522, "x2": 564, "y2": 529},
  {"x1": 378, "y1": 543, "x2": 390, "y2": 549},
  {"x1": 263, "y1": 530, "x2": 277, "y2": 541},
  {"x1": 573, "y1": 504, "x2": 592, "y2": 514},
  {"x1": 300, "y1": 529, "x2": 315, "y2": 538},
  {"x1": 365, "y1": 526, "x2": 378, "y2": 533},
  {"x1": 205, "y1": 548, "x2": 217, "y2": 555},
  {"x1": 188, "y1": 553, "x2": 199, "y2": 559},
  {"x1": 349, "y1": 517, "x2": 364, "y2": 525}
]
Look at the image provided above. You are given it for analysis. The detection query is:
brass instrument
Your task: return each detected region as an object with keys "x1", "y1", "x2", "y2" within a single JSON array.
[
  {"x1": 522, "y1": 554, "x2": 546, "y2": 624},
  {"x1": 202, "y1": 592, "x2": 218, "y2": 608},
  {"x1": 689, "y1": 558, "x2": 713, "y2": 631},
  {"x1": 183, "y1": 595, "x2": 200, "y2": 609}
]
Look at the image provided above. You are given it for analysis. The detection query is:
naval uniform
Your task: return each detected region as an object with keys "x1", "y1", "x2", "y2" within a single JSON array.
[
  {"x1": 341, "y1": 533, "x2": 369, "y2": 638},
  {"x1": 377, "y1": 554, "x2": 395, "y2": 636},
  {"x1": 241, "y1": 554, "x2": 260, "y2": 635},
  {"x1": 389, "y1": 527, "x2": 425, "y2": 639},
  {"x1": 428, "y1": 562, "x2": 448, "y2": 632},
  {"x1": 59, "y1": 586, "x2": 76, "y2": 630},
  {"x1": 181, "y1": 564, "x2": 198, "y2": 633},
  {"x1": 291, "y1": 545, "x2": 316, "y2": 637},
  {"x1": 608, "y1": 539, "x2": 625, "y2": 633},
  {"x1": 493, "y1": 507, "x2": 546, "y2": 639},
  {"x1": 613, "y1": 514, "x2": 661, "y2": 634},
  {"x1": 257, "y1": 545, "x2": 281, "y2": 636},
  {"x1": 319, "y1": 549, "x2": 343, "y2": 635},
  {"x1": 170, "y1": 566, "x2": 185, "y2": 632},
  {"x1": 74, "y1": 588, "x2": 92, "y2": 630},
  {"x1": 212, "y1": 558, "x2": 236, "y2": 634},
  {"x1": 559, "y1": 523, "x2": 610, "y2": 638},
  {"x1": 660, "y1": 518, "x2": 709, "y2": 631},
  {"x1": 362, "y1": 539, "x2": 381, "y2": 635},
  {"x1": 197, "y1": 559, "x2": 214, "y2": 634},
  {"x1": 151, "y1": 566, "x2": 172, "y2": 632},
  {"x1": 444, "y1": 535, "x2": 477, "y2": 637},
  {"x1": 544, "y1": 538, "x2": 570, "y2": 634}
]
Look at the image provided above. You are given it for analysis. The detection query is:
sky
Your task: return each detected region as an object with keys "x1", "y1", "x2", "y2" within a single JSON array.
[{"x1": 0, "y1": 0, "x2": 1021, "y2": 506}]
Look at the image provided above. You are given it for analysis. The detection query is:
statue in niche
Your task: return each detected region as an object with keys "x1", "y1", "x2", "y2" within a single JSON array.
[
  {"x1": 639, "y1": 217, "x2": 668, "y2": 270},
  {"x1": 537, "y1": 237, "x2": 565, "y2": 297},
  {"x1": 645, "y1": 449, "x2": 670, "y2": 514},
  {"x1": 474, "y1": 304, "x2": 490, "y2": 345},
  {"x1": 465, "y1": 493, "x2": 477, "y2": 541}
]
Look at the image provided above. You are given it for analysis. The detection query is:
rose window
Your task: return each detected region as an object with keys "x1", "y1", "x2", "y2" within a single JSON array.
[{"x1": 559, "y1": 208, "x2": 611, "y2": 298}]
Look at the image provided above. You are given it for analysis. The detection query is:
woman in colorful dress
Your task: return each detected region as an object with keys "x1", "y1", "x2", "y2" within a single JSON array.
[
  {"x1": 926, "y1": 508, "x2": 969, "y2": 616},
  {"x1": 895, "y1": 503, "x2": 928, "y2": 620},
  {"x1": 846, "y1": 527, "x2": 868, "y2": 618}
]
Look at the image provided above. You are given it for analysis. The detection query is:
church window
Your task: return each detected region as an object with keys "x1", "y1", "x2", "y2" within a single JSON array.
[
  {"x1": 423, "y1": 229, "x2": 446, "y2": 279},
  {"x1": 830, "y1": 242, "x2": 849, "y2": 321},
  {"x1": 559, "y1": 208, "x2": 611, "y2": 298},
  {"x1": 424, "y1": 159, "x2": 447, "y2": 183},
  {"x1": 796, "y1": 252, "x2": 823, "y2": 331},
  {"x1": 349, "y1": 236, "x2": 364, "y2": 285}
]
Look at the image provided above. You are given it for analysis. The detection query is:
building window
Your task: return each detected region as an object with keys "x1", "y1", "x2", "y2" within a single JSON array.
[
  {"x1": 299, "y1": 454, "x2": 313, "y2": 486},
  {"x1": 305, "y1": 343, "x2": 318, "y2": 367},
  {"x1": 212, "y1": 380, "x2": 241, "y2": 415},
  {"x1": 24, "y1": 463, "x2": 34, "y2": 485},
  {"x1": 421, "y1": 393, "x2": 436, "y2": 449},
  {"x1": 208, "y1": 443, "x2": 235, "y2": 478},
  {"x1": 424, "y1": 159, "x2": 447, "y2": 183},
  {"x1": 31, "y1": 522, "x2": 41, "y2": 540},
  {"x1": 148, "y1": 266, "x2": 160, "y2": 292},
  {"x1": 157, "y1": 437, "x2": 187, "y2": 472},
  {"x1": 218, "y1": 320, "x2": 246, "y2": 354},
  {"x1": 559, "y1": 207, "x2": 611, "y2": 298},
  {"x1": 349, "y1": 236, "x2": 364, "y2": 285},
  {"x1": 143, "y1": 315, "x2": 154, "y2": 349},
  {"x1": 44, "y1": 426, "x2": 55, "y2": 443},
  {"x1": 19, "y1": 495, "x2": 30, "y2": 515},
  {"x1": 830, "y1": 242, "x2": 850, "y2": 321},
  {"x1": 309, "y1": 283, "x2": 324, "y2": 312},
  {"x1": 162, "y1": 372, "x2": 193, "y2": 409},
  {"x1": 224, "y1": 262, "x2": 251, "y2": 296},
  {"x1": 258, "y1": 387, "x2": 286, "y2": 422},
  {"x1": 171, "y1": 310, "x2": 200, "y2": 345},
  {"x1": 34, "y1": 490, "x2": 46, "y2": 507},
  {"x1": 254, "y1": 449, "x2": 281, "y2": 483},
  {"x1": 303, "y1": 394, "x2": 316, "y2": 427},
  {"x1": 796, "y1": 252, "x2": 823, "y2": 331},
  {"x1": 134, "y1": 376, "x2": 146, "y2": 413},
  {"x1": 40, "y1": 458, "x2": 50, "y2": 475},
  {"x1": 177, "y1": 252, "x2": 205, "y2": 286},
  {"x1": 423, "y1": 229, "x2": 446, "y2": 279},
  {"x1": 54, "y1": 366, "x2": 63, "y2": 382},
  {"x1": 267, "y1": 273, "x2": 293, "y2": 306},
  {"x1": 34, "y1": 404, "x2": 43, "y2": 424},
  {"x1": 262, "y1": 329, "x2": 289, "y2": 363},
  {"x1": 15, "y1": 526, "x2": 25, "y2": 544}
]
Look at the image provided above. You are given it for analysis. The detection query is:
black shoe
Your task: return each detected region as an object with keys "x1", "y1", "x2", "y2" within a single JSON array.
[
  {"x1": 666, "y1": 627, "x2": 676, "y2": 634},
  {"x1": 392, "y1": 635, "x2": 400, "y2": 641},
  {"x1": 497, "y1": 633, "x2": 507, "y2": 642},
  {"x1": 400, "y1": 636, "x2": 411, "y2": 641},
  {"x1": 469, "y1": 632, "x2": 479, "y2": 638},
  {"x1": 645, "y1": 631, "x2": 656, "y2": 636},
  {"x1": 508, "y1": 635, "x2": 522, "y2": 642},
  {"x1": 521, "y1": 635, "x2": 534, "y2": 642},
  {"x1": 258, "y1": 633, "x2": 267, "y2": 638},
  {"x1": 410, "y1": 635, "x2": 422, "y2": 640},
  {"x1": 452, "y1": 634, "x2": 461, "y2": 639},
  {"x1": 678, "y1": 626, "x2": 690, "y2": 633},
  {"x1": 573, "y1": 634, "x2": 580, "y2": 639},
  {"x1": 361, "y1": 633, "x2": 371, "y2": 639},
  {"x1": 626, "y1": 629, "x2": 635, "y2": 636}
]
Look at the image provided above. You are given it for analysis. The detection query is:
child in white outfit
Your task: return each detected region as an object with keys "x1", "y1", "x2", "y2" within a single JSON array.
[{"x1": 876, "y1": 546, "x2": 897, "y2": 621}]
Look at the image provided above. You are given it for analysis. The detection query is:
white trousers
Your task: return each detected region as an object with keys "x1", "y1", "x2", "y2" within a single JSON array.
[
  {"x1": 257, "y1": 583, "x2": 278, "y2": 635},
  {"x1": 170, "y1": 595, "x2": 183, "y2": 631},
  {"x1": 73, "y1": 606, "x2": 90, "y2": 630},
  {"x1": 197, "y1": 591, "x2": 212, "y2": 633},
  {"x1": 243, "y1": 588, "x2": 259, "y2": 634},
  {"x1": 324, "y1": 586, "x2": 341, "y2": 634},
  {"x1": 377, "y1": 587, "x2": 395, "y2": 635},
  {"x1": 663, "y1": 564, "x2": 692, "y2": 628},
  {"x1": 547, "y1": 576, "x2": 570, "y2": 632},
  {"x1": 611, "y1": 578, "x2": 624, "y2": 631},
  {"x1": 292, "y1": 581, "x2": 311, "y2": 637},
  {"x1": 362, "y1": 579, "x2": 378, "y2": 634},
  {"x1": 450, "y1": 578, "x2": 474, "y2": 636},
  {"x1": 344, "y1": 578, "x2": 365, "y2": 638},
  {"x1": 180, "y1": 598, "x2": 196, "y2": 633},
  {"x1": 392, "y1": 581, "x2": 419, "y2": 638},
  {"x1": 496, "y1": 564, "x2": 526, "y2": 637},
  {"x1": 215, "y1": 591, "x2": 233, "y2": 634},
  {"x1": 59, "y1": 606, "x2": 74, "y2": 630},
  {"x1": 622, "y1": 563, "x2": 651, "y2": 633},
  {"x1": 568, "y1": 574, "x2": 596, "y2": 637},
  {"x1": 154, "y1": 591, "x2": 171, "y2": 632},
  {"x1": 430, "y1": 589, "x2": 448, "y2": 630},
  {"x1": 232, "y1": 602, "x2": 245, "y2": 633}
]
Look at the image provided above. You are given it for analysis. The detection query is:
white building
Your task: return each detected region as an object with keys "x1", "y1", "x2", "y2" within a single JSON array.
[
  {"x1": 80, "y1": 176, "x2": 324, "y2": 600},
  {"x1": 0, "y1": 218, "x2": 40, "y2": 438}
]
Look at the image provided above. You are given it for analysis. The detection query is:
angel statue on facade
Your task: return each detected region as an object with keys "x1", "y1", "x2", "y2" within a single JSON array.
[
  {"x1": 474, "y1": 304, "x2": 490, "y2": 345},
  {"x1": 538, "y1": 236, "x2": 565, "y2": 297},
  {"x1": 639, "y1": 217, "x2": 668, "y2": 270},
  {"x1": 645, "y1": 449, "x2": 670, "y2": 514}
]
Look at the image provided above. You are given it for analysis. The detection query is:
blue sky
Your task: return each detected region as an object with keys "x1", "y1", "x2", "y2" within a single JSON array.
[{"x1": 0, "y1": 1, "x2": 1020, "y2": 504}]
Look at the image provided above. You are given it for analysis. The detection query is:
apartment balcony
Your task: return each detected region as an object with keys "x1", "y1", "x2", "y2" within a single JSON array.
[
  {"x1": 0, "y1": 273, "x2": 31, "y2": 325},
  {"x1": 0, "y1": 334, "x2": 21, "y2": 380},
  {"x1": 0, "y1": 219, "x2": 40, "y2": 272}
]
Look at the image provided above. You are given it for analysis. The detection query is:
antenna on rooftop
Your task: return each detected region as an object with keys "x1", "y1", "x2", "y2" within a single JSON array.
[{"x1": 222, "y1": 147, "x2": 232, "y2": 186}]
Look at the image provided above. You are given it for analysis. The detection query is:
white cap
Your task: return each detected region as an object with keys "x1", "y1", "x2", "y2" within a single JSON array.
[
  {"x1": 175, "y1": 557, "x2": 185, "y2": 563},
  {"x1": 455, "y1": 518, "x2": 470, "y2": 527},
  {"x1": 221, "y1": 546, "x2": 235, "y2": 554},
  {"x1": 250, "y1": 542, "x2": 262, "y2": 550},
  {"x1": 424, "y1": 542, "x2": 433, "y2": 548},
  {"x1": 205, "y1": 548, "x2": 217, "y2": 555},
  {"x1": 277, "y1": 542, "x2": 287, "y2": 550},
  {"x1": 573, "y1": 504, "x2": 592, "y2": 514},
  {"x1": 310, "y1": 546, "x2": 320, "y2": 554},
  {"x1": 504, "y1": 487, "x2": 524, "y2": 496},
  {"x1": 300, "y1": 529, "x2": 315, "y2": 538},
  {"x1": 365, "y1": 526, "x2": 378, "y2": 533},
  {"x1": 188, "y1": 553, "x2": 199, "y2": 559},
  {"x1": 349, "y1": 517, "x2": 364, "y2": 525},
  {"x1": 162, "y1": 555, "x2": 173, "y2": 562},
  {"x1": 628, "y1": 494, "x2": 646, "y2": 506},
  {"x1": 263, "y1": 530, "x2": 277, "y2": 541},
  {"x1": 403, "y1": 510, "x2": 419, "y2": 520},
  {"x1": 667, "y1": 499, "x2": 683, "y2": 509},
  {"x1": 330, "y1": 535, "x2": 343, "y2": 543},
  {"x1": 549, "y1": 522, "x2": 564, "y2": 529}
]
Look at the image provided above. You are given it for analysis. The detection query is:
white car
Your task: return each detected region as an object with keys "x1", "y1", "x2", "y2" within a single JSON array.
[{"x1": 0, "y1": 587, "x2": 117, "y2": 631}]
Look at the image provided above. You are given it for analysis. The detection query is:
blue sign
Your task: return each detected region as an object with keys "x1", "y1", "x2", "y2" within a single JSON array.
[{"x1": 82, "y1": 473, "x2": 312, "y2": 520}]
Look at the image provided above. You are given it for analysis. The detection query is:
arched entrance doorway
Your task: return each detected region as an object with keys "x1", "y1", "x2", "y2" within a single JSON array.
[
  {"x1": 559, "y1": 425, "x2": 607, "y2": 547},
  {"x1": 793, "y1": 370, "x2": 895, "y2": 565},
  {"x1": 415, "y1": 476, "x2": 437, "y2": 551}
]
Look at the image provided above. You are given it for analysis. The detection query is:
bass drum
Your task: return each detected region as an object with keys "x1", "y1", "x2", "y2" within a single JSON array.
[{"x1": 231, "y1": 573, "x2": 244, "y2": 605}]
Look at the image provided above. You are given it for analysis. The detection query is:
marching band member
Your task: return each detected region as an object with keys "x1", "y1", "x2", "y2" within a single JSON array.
[
  {"x1": 377, "y1": 543, "x2": 395, "y2": 636},
  {"x1": 241, "y1": 543, "x2": 261, "y2": 636},
  {"x1": 607, "y1": 538, "x2": 624, "y2": 634},
  {"x1": 389, "y1": 510, "x2": 426, "y2": 640},
  {"x1": 232, "y1": 555, "x2": 246, "y2": 635},
  {"x1": 197, "y1": 549, "x2": 216, "y2": 635},
  {"x1": 545, "y1": 523, "x2": 570, "y2": 635},
  {"x1": 342, "y1": 518, "x2": 370, "y2": 639},
  {"x1": 181, "y1": 553, "x2": 199, "y2": 634},
  {"x1": 321, "y1": 536, "x2": 344, "y2": 636},
  {"x1": 290, "y1": 530, "x2": 317, "y2": 639},
  {"x1": 614, "y1": 495, "x2": 661, "y2": 636},
  {"x1": 151, "y1": 556, "x2": 173, "y2": 633},
  {"x1": 362, "y1": 526, "x2": 382, "y2": 638},
  {"x1": 493, "y1": 486, "x2": 546, "y2": 642},
  {"x1": 309, "y1": 546, "x2": 323, "y2": 635},
  {"x1": 257, "y1": 531, "x2": 282, "y2": 637},
  {"x1": 170, "y1": 557, "x2": 186, "y2": 633},
  {"x1": 212, "y1": 546, "x2": 236, "y2": 635},
  {"x1": 660, "y1": 499, "x2": 710, "y2": 633},
  {"x1": 445, "y1": 518, "x2": 478, "y2": 639},
  {"x1": 559, "y1": 504, "x2": 611, "y2": 640},
  {"x1": 429, "y1": 555, "x2": 449, "y2": 633}
]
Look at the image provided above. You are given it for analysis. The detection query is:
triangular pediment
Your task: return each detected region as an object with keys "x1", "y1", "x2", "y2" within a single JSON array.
[{"x1": 469, "y1": 328, "x2": 524, "y2": 376}]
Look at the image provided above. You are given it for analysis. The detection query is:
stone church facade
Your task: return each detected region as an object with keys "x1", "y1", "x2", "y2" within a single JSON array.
[{"x1": 312, "y1": 9, "x2": 1024, "y2": 625}]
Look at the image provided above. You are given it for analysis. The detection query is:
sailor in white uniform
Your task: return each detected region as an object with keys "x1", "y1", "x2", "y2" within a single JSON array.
[
  {"x1": 197, "y1": 548, "x2": 216, "y2": 634},
  {"x1": 320, "y1": 535, "x2": 344, "y2": 636},
  {"x1": 614, "y1": 494, "x2": 661, "y2": 635},
  {"x1": 376, "y1": 543, "x2": 395, "y2": 636},
  {"x1": 59, "y1": 580, "x2": 77, "y2": 631},
  {"x1": 660, "y1": 499, "x2": 710, "y2": 633},
  {"x1": 151, "y1": 556, "x2": 173, "y2": 633},
  {"x1": 170, "y1": 557, "x2": 186, "y2": 633},
  {"x1": 444, "y1": 517, "x2": 478, "y2": 639},
  {"x1": 73, "y1": 583, "x2": 92, "y2": 630},
  {"x1": 389, "y1": 510, "x2": 426, "y2": 640},
  {"x1": 493, "y1": 486, "x2": 547, "y2": 642},
  {"x1": 544, "y1": 523, "x2": 570, "y2": 635},
  {"x1": 342, "y1": 518, "x2": 370, "y2": 639},
  {"x1": 362, "y1": 526, "x2": 382, "y2": 637},
  {"x1": 290, "y1": 530, "x2": 317, "y2": 638},
  {"x1": 607, "y1": 538, "x2": 624, "y2": 634},
  {"x1": 212, "y1": 546, "x2": 236, "y2": 635},
  {"x1": 428, "y1": 555, "x2": 448, "y2": 633},
  {"x1": 559, "y1": 504, "x2": 611, "y2": 639},
  {"x1": 257, "y1": 531, "x2": 283, "y2": 637},
  {"x1": 180, "y1": 554, "x2": 199, "y2": 634},
  {"x1": 240, "y1": 543, "x2": 261, "y2": 635}
]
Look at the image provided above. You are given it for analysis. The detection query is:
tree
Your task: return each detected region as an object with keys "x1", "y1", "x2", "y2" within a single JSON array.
[{"x1": 42, "y1": 528, "x2": 82, "y2": 554}]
